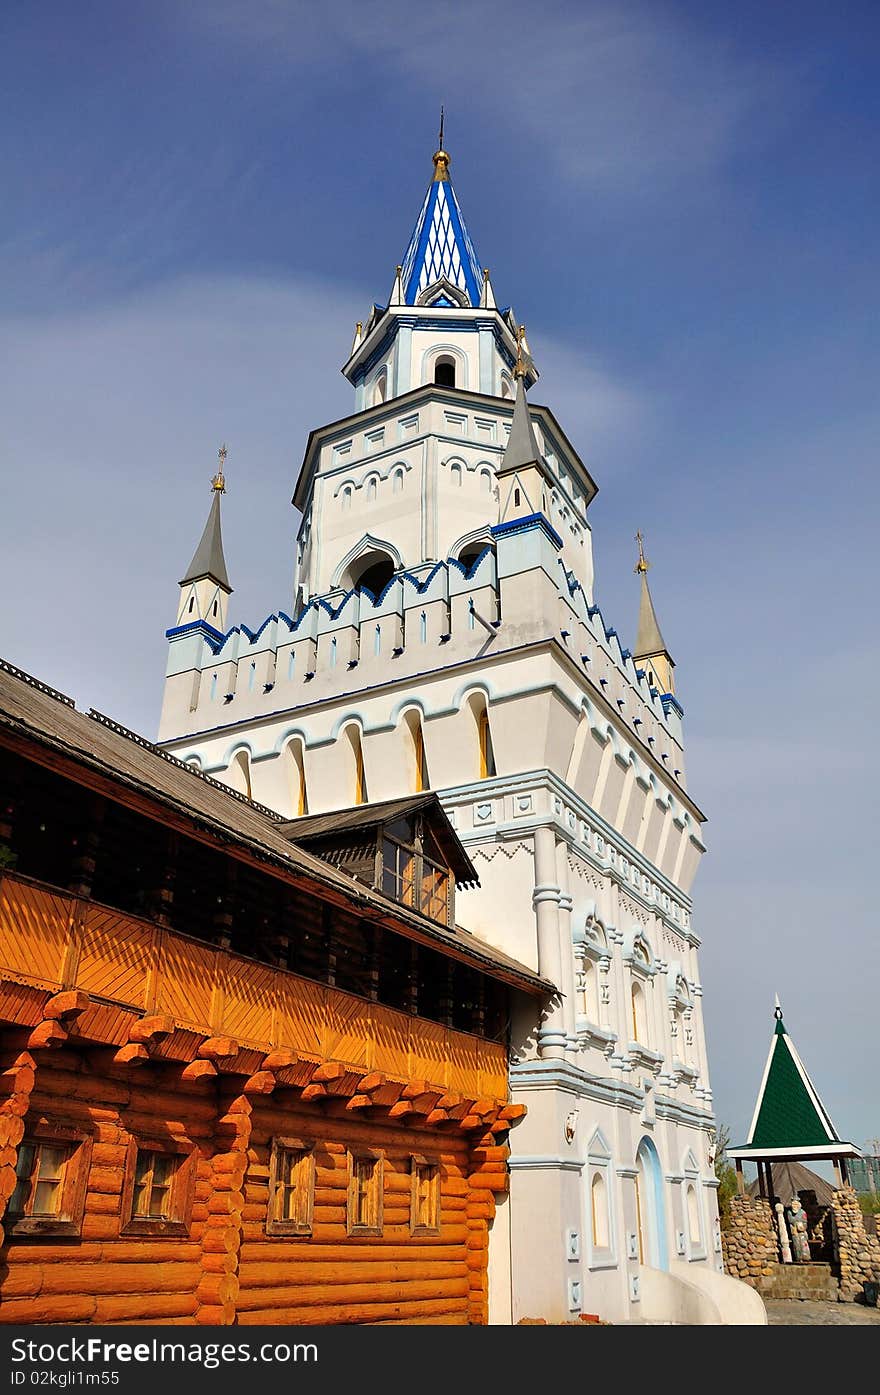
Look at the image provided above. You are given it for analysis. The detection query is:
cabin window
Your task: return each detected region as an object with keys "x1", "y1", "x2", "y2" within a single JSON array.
[
  {"x1": 410, "y1": 1156, "x2": 440, "y2": 1235},
  {"x1": 7, "y1": 1129, "x2": 92, "y2": 1238},
  {"x1": 267, "y1": 1138, "x2": 315, "y2": 1237},
  {"x1": 380, "y1": 815, "x2": 451, "y2": 925},
  {"x1": 121, "y1": 1142, "x2": 194, "y2": 1236},
  {"x1": 347, "y1": 1150, "x2": 383, "y2": 1236}
]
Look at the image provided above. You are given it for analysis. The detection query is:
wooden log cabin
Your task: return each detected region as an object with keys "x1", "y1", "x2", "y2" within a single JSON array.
[{"x1": 0, "y1": 659, "x2": 549, "y2": 1325}]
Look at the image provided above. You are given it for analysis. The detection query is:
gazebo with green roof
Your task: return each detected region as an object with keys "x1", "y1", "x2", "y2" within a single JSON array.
[{"x1": 730, "y1": 997, "x2": 860, "y2": 1200}]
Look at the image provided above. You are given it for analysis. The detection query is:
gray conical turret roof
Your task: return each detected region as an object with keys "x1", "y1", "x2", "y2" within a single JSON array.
[
  {"x1": 500, "y1": 375, "x2": 542, "y2": 472},
  {"x1": 181, "y1": 487, "x2": 231, "y2": 592},
  {"x1": 634, "y1": 570, "x2": 667, "y2": 659}
]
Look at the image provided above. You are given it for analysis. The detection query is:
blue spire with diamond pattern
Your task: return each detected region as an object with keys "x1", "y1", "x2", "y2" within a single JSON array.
[{"x1": 399, "y1": 142, "x2": 483, "y2": 308}]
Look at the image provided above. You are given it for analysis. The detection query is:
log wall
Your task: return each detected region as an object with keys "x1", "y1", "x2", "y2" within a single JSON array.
[{"x1": 0, "y1": 873, "x2": 518, "y2": 1326}]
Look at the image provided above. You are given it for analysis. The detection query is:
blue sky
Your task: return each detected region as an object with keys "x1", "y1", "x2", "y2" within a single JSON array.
[{"x1": 1, "y1": 0, "x2": 878, "y2": 1152}]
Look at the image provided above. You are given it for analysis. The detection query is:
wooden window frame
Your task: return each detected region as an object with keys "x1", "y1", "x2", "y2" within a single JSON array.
[
  {"x1": 410, "y1": 1153, "x2": 441, "y2": 1236},
  {"x1": 346, "y1": 1147, "x2": 384, "y2": 1237},
  {"x1": 266, "y1": 1136, "x2": 316, "y2": 1238},
  {"x1": 120, "y1": 1138, "x2": 196, "y2": 1238},
  {"x1": 6, "y1": 1122, "x2": 93, "y2": 1239}
]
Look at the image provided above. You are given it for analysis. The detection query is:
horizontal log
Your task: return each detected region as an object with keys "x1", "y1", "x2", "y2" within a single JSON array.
[
  {"x1": 85, "y1": 1192, "x2": 122, "y2": 1216},
  {"x1": 236, "y1": 1296, "x2": 468, "y2": 1325},
  {"x1": 238, "y1": 1259, "x2": 466, "y2": 1287},
  {"x1": 87, "y1": 1165, "x2": 124, "y2": 1196},
  {"x1": 236, "y1": 1277, "x2": 468, "y2": 1311},
  {"x1": 195, "y1": 1273, "x2": 238, "y2": 1307},
  {"x1": 92, "y1": 1293, "x2": 199, "y2": 1322},
  {"x1": 2, "y1": 1242, "x2": 103, "y2": 1265},
  {"x1": 200, "y1": 1251, "x2": 238, "y2": 1276},
  {"x1": 91, "y1": 1142, "x2": 128, "y2": 1167},
  {"x1": 195, "y1": 1301, "x2": 236, "y2": 1326},
  {"x1": 81, "y1": 1215, "x2": 122, "y2": 1241},
  {"x1": 29, "y1": 1071, "x2": 130, "y2": 1106},
  {"x1": 0, "y1": 1295, "x2": 98, "y2": 1324},
  {"x1": 238, "y1": 1241, "x2": 467, "y2": 1265},
  {"x1": 39, "y1": 1262, "x2": 202, "y2": 1297}
]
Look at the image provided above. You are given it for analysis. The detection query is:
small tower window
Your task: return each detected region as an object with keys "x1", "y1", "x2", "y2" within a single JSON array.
[
  {"x1": 248, "y1": 661, "x2": 256, "y2": 692},
  {"x1": 393, "y1": 468, "x2": 404, "y2": 494},
  {"x1": 330, "y1": 637, "x2": 338, "y2": 667},
  {"x1": 210, "y1": 673, "x2": 218, "y2": 701},
  {"x1": 450, "y1": 463, "x2": 462, "y2": 486},
  {"x1": 514, "y1": 488, "x2": 521, "y2": 507},
  {"x1": 188, "y1": 596, "x2": 195, "y2": 614},
  {"x1": 212, "y1": 600, "x2": 218, "y2": 617},
  {"x1": 420, "y1": 611, "x2": 427, "y2": 644},
  {"x1": 367, "y1": 478, "x2": 377, "y2": 502},
  {"x1": 341, "y1": 485, "x2": 353, "y2": 511},
  {"x1": 480, "y1": 468, "x2": 492, "y2": 494},
  {"x1": 288, "y1": 651, "x2": 296, "y2": 680},
  {"x1": 374, "y1": 624, "x2": 381, "y2": 657},
  {"x1": 434, "y1": 356, "x2": 456, "y2": 388},
  {"x1": 373, "y1": 370, "x2": 387, "y2": 406}
]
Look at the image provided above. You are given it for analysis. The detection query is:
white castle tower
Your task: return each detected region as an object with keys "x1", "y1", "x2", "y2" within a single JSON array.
[{"x1": 158, "y1": 134, "x2": 721, "y2": 1322}]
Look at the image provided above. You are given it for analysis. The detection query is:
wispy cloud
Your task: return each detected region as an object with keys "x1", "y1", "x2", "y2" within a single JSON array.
[{"x1": 182, "y1": 0, "x2": 795, "y2": 192}]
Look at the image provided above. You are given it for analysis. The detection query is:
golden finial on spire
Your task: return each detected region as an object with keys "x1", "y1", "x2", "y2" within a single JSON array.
[
  {"x1": 211, "y1": 444, "x2": 227, "y2": 494},
  {"x1": 514, "y1": 324, "x2": 527, "y2": 379},
  {"x1": 432, "y1": 105, "x2": 450, "y2": 181},
  {"x1": 635, "y1": 529, "x2": 649, "y2": 574}
]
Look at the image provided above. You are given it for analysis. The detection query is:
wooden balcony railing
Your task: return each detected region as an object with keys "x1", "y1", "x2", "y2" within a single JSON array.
[{"x1": 0, "y1": 871, "x2": 508, "y2": 1102}]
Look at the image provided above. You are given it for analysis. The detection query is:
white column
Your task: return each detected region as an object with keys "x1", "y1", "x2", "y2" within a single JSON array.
[
  {"x1": 533, "y1": 824, "x2": 566, "y2": 1059},
  {"x1": 555, "y1": 839, "x2": 576, "y2": 1047}
]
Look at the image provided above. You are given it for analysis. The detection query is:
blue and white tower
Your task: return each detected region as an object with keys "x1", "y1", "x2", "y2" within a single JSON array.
[{"x1": 158, "y1": 138, "x2": 729, "y2": 1323}]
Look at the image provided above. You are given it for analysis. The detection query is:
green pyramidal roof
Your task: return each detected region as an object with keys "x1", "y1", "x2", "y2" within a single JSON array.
[{"x1": 731, "y1": 1003, "x2": 859, "y2": 1160}]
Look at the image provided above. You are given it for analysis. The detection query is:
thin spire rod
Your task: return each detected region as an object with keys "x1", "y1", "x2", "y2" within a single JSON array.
[
  {"x1": 438, "y1": 104, "x2": 444, "y2": 150},
  {"x1": 635, "y1": 529, "x2": 649, "y2": 574},
  {"x1": 212, "y1": 444, "x2": 228, "y2": 494}
]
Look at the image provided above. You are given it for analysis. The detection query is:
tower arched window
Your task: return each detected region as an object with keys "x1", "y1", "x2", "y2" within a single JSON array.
[
  {"x1": 687, "y1": 1183, "x2": 702, "y2": 1248},
  {"x1": 341, "y1": 485, "x2": 353, "y2": 511},
  {"x1": 420, "y1": 610, "x2": 427, "y2": 644},
  {"x1": 188, "y1": 596, "x2": 195, "y2": 614},
  {"x1": 403, "y1": 710, "x2": 430, "y2": 793},
  {"x1": 450, "y1": 462, "x2": 462, "y2": 486},
  {"x1": 248, "y1": 661, "x2": 256, "y2": 692},
  {"x1": 591, "y1": 1172, "x2": 610, "y2": 1249},
  {"x1": 367, "y1": 478, "x2": 377, "y2": 503},
  {"x1": 631, "y1": 981, "x2": 648, "y2": 1045},
  {"x1": 285, "y1": 737, "x2": 309, "y2": 817},
  {"x1": 393, "y1": 468, "x2": 404, "y2": 494},
  {"x1": 434, "y1": 356, "x2": 456, "y2": 388},
  {"x1": 480, "y1": 468, "x2": 492, "y2": 494},
  {"x1": 344, "y1": 724, "x2": 368, "y2": 805},
  {"x1": 344, "y1": 548, "x2": 396, "y2": 599},
  {"x1": 229, "y1": 749, "x2": 253, "y2": 800},
  {"x1": 372, "y1": 369, "x2": 387, "y2": 406},
  {"x1": 468, "y1": 694, "x2": 496, "y2": 780}
]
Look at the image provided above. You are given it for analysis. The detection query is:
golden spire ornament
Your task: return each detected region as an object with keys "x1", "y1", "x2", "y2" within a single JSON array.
[
  {"x1": 432, "y1": 105, "x2": 450, "y2": 181},
  {"x1": 211, "y1": 444, "x2": 228, "y2": 494},
  {"x1": 514, "y1": 324, "x2": 527, "y2": 379},
  {"x1": 635, "y1": 529, "x2": 649, "y2": 574}
]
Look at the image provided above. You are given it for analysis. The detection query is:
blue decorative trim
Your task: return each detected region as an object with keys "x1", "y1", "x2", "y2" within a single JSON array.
[
  {"x1": 661, "y1": 693, "x2": 684, "y2": 718},
  {"x1": 165, "y1": 620, "x2": 226, "y2": 646},
  {"x1": 491, "y1": 513, "x2": 563, "y2": 549}
]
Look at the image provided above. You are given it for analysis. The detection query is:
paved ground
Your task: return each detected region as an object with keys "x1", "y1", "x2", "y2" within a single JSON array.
[{"x1": 764, "y1": 1298, "x2": 880, "y2": 1325}]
